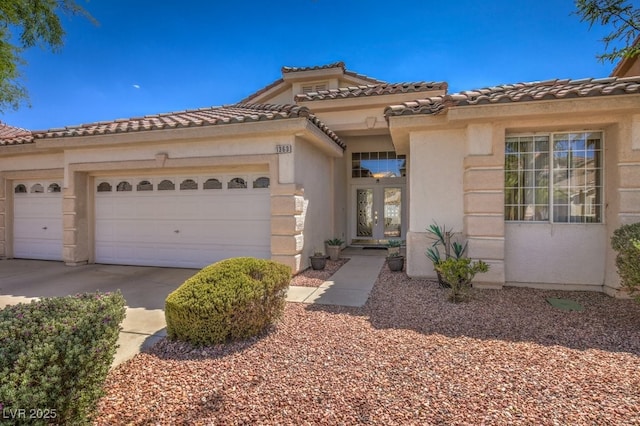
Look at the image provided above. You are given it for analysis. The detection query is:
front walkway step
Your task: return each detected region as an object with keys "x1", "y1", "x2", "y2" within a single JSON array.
[{"x1": 286, "y1": 255, "x2": 385, "y2": 307}]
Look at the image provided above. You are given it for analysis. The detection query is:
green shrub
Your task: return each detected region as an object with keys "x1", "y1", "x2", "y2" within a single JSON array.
[
  {"x1": 435, "y1": 257, "x2": 489, "y2": 303},
  {"x1": 0, "y1": 291, "x2": 126, "y2": 425},
  {"x1": 165, "y1": 257, "x2": 291, "y2": 346},
  {"x1": 611, "y1": 222, "x2": 640, "y2": 300}
]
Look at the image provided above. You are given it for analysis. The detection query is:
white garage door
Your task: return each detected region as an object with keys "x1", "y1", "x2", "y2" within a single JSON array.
[
  {"x1": 13, "y1": 180, "x2": 64, "y2": 261},
  {"x1": 95, "y1": 175, "x2": 271, "y2": 268}
]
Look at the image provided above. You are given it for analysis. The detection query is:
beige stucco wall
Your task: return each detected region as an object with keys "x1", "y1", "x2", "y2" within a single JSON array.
[
  {"x1": 505, "y1": 223, "x2": 607, "y2": 290},
  {"x1": 333, "y1": 153, "x2": 348, "y2": 243},
  {"x1": 391, "y1": 94, "x2": 640, "y2": 294},
  {"x1": 405, "y1": 129, "x2": 465, "y2": 278},
  {"x1": 293, "y1": 136, "x2": 335, "y2": 268}
]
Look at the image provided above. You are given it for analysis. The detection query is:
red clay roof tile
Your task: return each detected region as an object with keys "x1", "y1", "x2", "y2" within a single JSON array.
[
  {"x1": 384, "y1": 76, "x2": 640, "y2": 117},
  {"x1": 295, "y1": 81, "x2": 447, "y2": 102},
  {"x1": 0, "y1": 104, "x2": 344, "y2": 149},
  {"x1": 0, "y1": 123, "x2": 33, "y2": 145}
]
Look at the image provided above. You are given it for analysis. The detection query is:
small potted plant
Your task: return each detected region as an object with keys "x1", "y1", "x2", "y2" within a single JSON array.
[
  {"x1": 385, "y1": 240, "x2": 405, "y2": 271},
  {"x1": 386, "y1": 239, "x2": 402, "y2": 257},
  {"x1": 325, "y1": 238, "x2": 344, "y2": 261},
  {"x1": 309, "y1": 250, "x2": 327, "y2": 270},
  {"x1": 386, "y1": 252, "x2": 405, "y2": 272}
]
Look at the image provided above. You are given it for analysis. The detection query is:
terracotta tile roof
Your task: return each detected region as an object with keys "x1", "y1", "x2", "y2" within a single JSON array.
[
  {"x1": 19, "y1": 104, "x2": 344, "y2": 149},
  {"x1": 241, "y1": 62, "x2": 386, "y2": 103},
  {"x1": 0, "y1": 123, "x2": 34, "y2": 145},
  {"x1": 281, "y1": 61, "x2": 346, "y2": 73},
  {"x1": 384, "y1": 76, "x2": 640, "y2": 117},
  {"x1": 295, "y1": 81, "x2": 447, "y2": 102},
  {"x1": 281, "y1": 61, "x2": 386, "y2": 84}
]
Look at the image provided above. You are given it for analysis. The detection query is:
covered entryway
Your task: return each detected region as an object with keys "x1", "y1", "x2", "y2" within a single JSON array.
[
  {"x1": 94, "y1": 174, "x2": 271, "y2": 268},
  {"x1": 13, "y1": 180, "x2": 64, "y2": 260},
  {"x1": 349, "y1": 150, "x2": 407, "y2": 245}
]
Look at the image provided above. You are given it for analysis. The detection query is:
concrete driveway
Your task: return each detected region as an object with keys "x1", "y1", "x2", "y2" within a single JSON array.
[{"x1": 0, "y1": 259, "x2": 198, "y2": 366}]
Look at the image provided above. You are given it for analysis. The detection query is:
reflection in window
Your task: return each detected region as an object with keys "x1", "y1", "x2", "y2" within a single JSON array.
[
  {"x1": 158, "y1": 179, "x2": 175, "y2": 191},
  {"x1": 137, "y1": 180, "x2": 153, "y2": 191},
  {"x1": 47, "y1": 183, "x2": 61, "y2": 193},
  {"x1": 97, "y1": 182, "x2": 112, "y2": 192},
  {"x1": 14, "y1": 184, "x2": 27, "y2": 194},
  {"x1": 203, "y1": 178, "x2": 222, "y2": 190},
  {"x1": 180, "y1": 179, "x2": 198, "y2": 190},
  {"x1": 504, "y1": 132, "x2": 602, "y2": 223},
  {"x1": 352, "y1": 152, "x2": 406, "y2": 178},
  {"x1": 253, "y1": 177, "x2": 270, "y2": 189},
  {"x1": 31, "y1": 184, "x2": 44, "y2": 193},
  {"x1": 117, "y1": 181, "x2": 132, "y2": 192},
  {"x1": 228, "y1": 177, "x2": 247, "y2": 189}
]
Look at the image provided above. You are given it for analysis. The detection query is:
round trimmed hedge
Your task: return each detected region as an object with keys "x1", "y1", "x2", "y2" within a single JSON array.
[{"x1": 165, "y1": 257, "x2": 291, "y2": 346}]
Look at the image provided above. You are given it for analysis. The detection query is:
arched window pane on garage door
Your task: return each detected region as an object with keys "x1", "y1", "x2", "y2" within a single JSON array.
[
  {"x1": 253, "y1": 177, "x2": 270, "y2": 189},
  {"x1": 48, "y1": 183, "x2": 61, "y2": 193},
  {"x1": 31, "y1": 183, "x2": 44, "y2": 193},
  {"x1": 137, "y1": 180, "x2": 153, "y2": 191},
  {"x1": 228, "y1": 177, "x2": 247, "y2": 189},
  {"x1": 180, "y1": 179, "x2": 198, "y2": 190},
  {"x1": 158, "y1": 179, "x2": 175, "y2": 191},
  {"x1": 117, "y1": 181, "x2": 132, "y2": 192},
  {"x1": 97, "y1": 182, "x2": 112, "y2": 192},
  {"x1": 203, "y1": 178, "x2": 222, "y2": 190},
  {"x1": 14, "y1": 184, "x2": 27, "y2": 194}
]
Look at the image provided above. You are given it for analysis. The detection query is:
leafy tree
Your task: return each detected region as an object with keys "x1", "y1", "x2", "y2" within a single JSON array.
[
  {"x1": 0, "y1": 0, "x2": 93, "y2": 112},
  {"x1": 575, "y1": 0, "x2": 640, "y2": 62}
]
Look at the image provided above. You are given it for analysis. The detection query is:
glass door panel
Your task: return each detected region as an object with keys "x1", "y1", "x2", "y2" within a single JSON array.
[
  {"x1": 383, "y1": 188, "x2": 401, "y2": 238},
  {"x1": 353, "y1": 185, "x2": 404, "y2": 242},
  {"x1": 356, "y1": 189, "x2": 373, "y2": 237}
]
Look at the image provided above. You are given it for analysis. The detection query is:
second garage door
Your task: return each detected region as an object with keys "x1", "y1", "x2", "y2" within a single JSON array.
[{"x1": 95, "y1": 175, "x2": 271, "y2": 268}]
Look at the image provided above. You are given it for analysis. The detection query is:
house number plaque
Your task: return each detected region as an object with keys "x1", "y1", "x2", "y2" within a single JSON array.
[{"x1": 276, "y1": 144, "x2": 292, "y2": 154}]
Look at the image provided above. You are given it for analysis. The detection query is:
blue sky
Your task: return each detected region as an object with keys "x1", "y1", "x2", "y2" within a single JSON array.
[{"x1": 1, "y1": 0, "x2": 619, "y2": 131}]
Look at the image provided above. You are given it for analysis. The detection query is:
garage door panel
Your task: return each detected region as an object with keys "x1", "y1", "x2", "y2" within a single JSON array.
[
  {"x1": 13, "y1": 183, "x2": 63, "y2": 261},
  {"x1": 95, "y1": 176, "x2": 271, "y2": 268}
]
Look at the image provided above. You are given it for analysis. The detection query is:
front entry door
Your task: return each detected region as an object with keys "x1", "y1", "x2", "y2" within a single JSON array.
[{"x1": 353, "y1": 184, "x2": 403, "y2": 244}]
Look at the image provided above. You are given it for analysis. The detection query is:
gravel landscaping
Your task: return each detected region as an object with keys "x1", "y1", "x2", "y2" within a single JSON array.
[
  {"x1": 96, "y1": 264, "x2": 640, "y2": 425},
  {"x1": 289, "y1": 258, "x2": 350, "y2": 287}
]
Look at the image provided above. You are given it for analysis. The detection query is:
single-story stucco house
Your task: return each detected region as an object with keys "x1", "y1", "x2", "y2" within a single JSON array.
[{"x1": 0, "y1": 58, "x2": 639, "y2": 297}]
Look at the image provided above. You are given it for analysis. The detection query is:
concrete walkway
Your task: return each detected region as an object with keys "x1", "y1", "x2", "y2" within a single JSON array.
[
  {"x1": 287, "y1": 255, "x2": 386, "y2": 307},
  {"x1": 0, "y1": 254, "x2": 386, "y2": 366}
]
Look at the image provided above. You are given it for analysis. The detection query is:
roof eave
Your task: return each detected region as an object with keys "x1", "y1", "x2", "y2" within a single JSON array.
[{"x1": 32, "y1": 117, "x2": 327, "y2": 149}]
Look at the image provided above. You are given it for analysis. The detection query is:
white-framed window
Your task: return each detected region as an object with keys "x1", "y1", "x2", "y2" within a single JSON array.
[
  {"x1": 504, "y1": 131, "x2": 603, "y2": 223},
  {"x1": 203, "y1": 178, "x2": 222, "y2": 190},
  {"x1": 117, "y1": 181, "x2": 132, "y2": 192},
  {"x1": 97, "y1": 182, "x2": 112, "y2": 192},
  {"x1": 180, "y1": 178, "x2": 198, "y2": 190},
  {"x1": 252, "y1": 176, "x2": 270, "y2": 189},
  {"x1": 228, "y1": 177, "x2": 247, "y2": 189}
]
